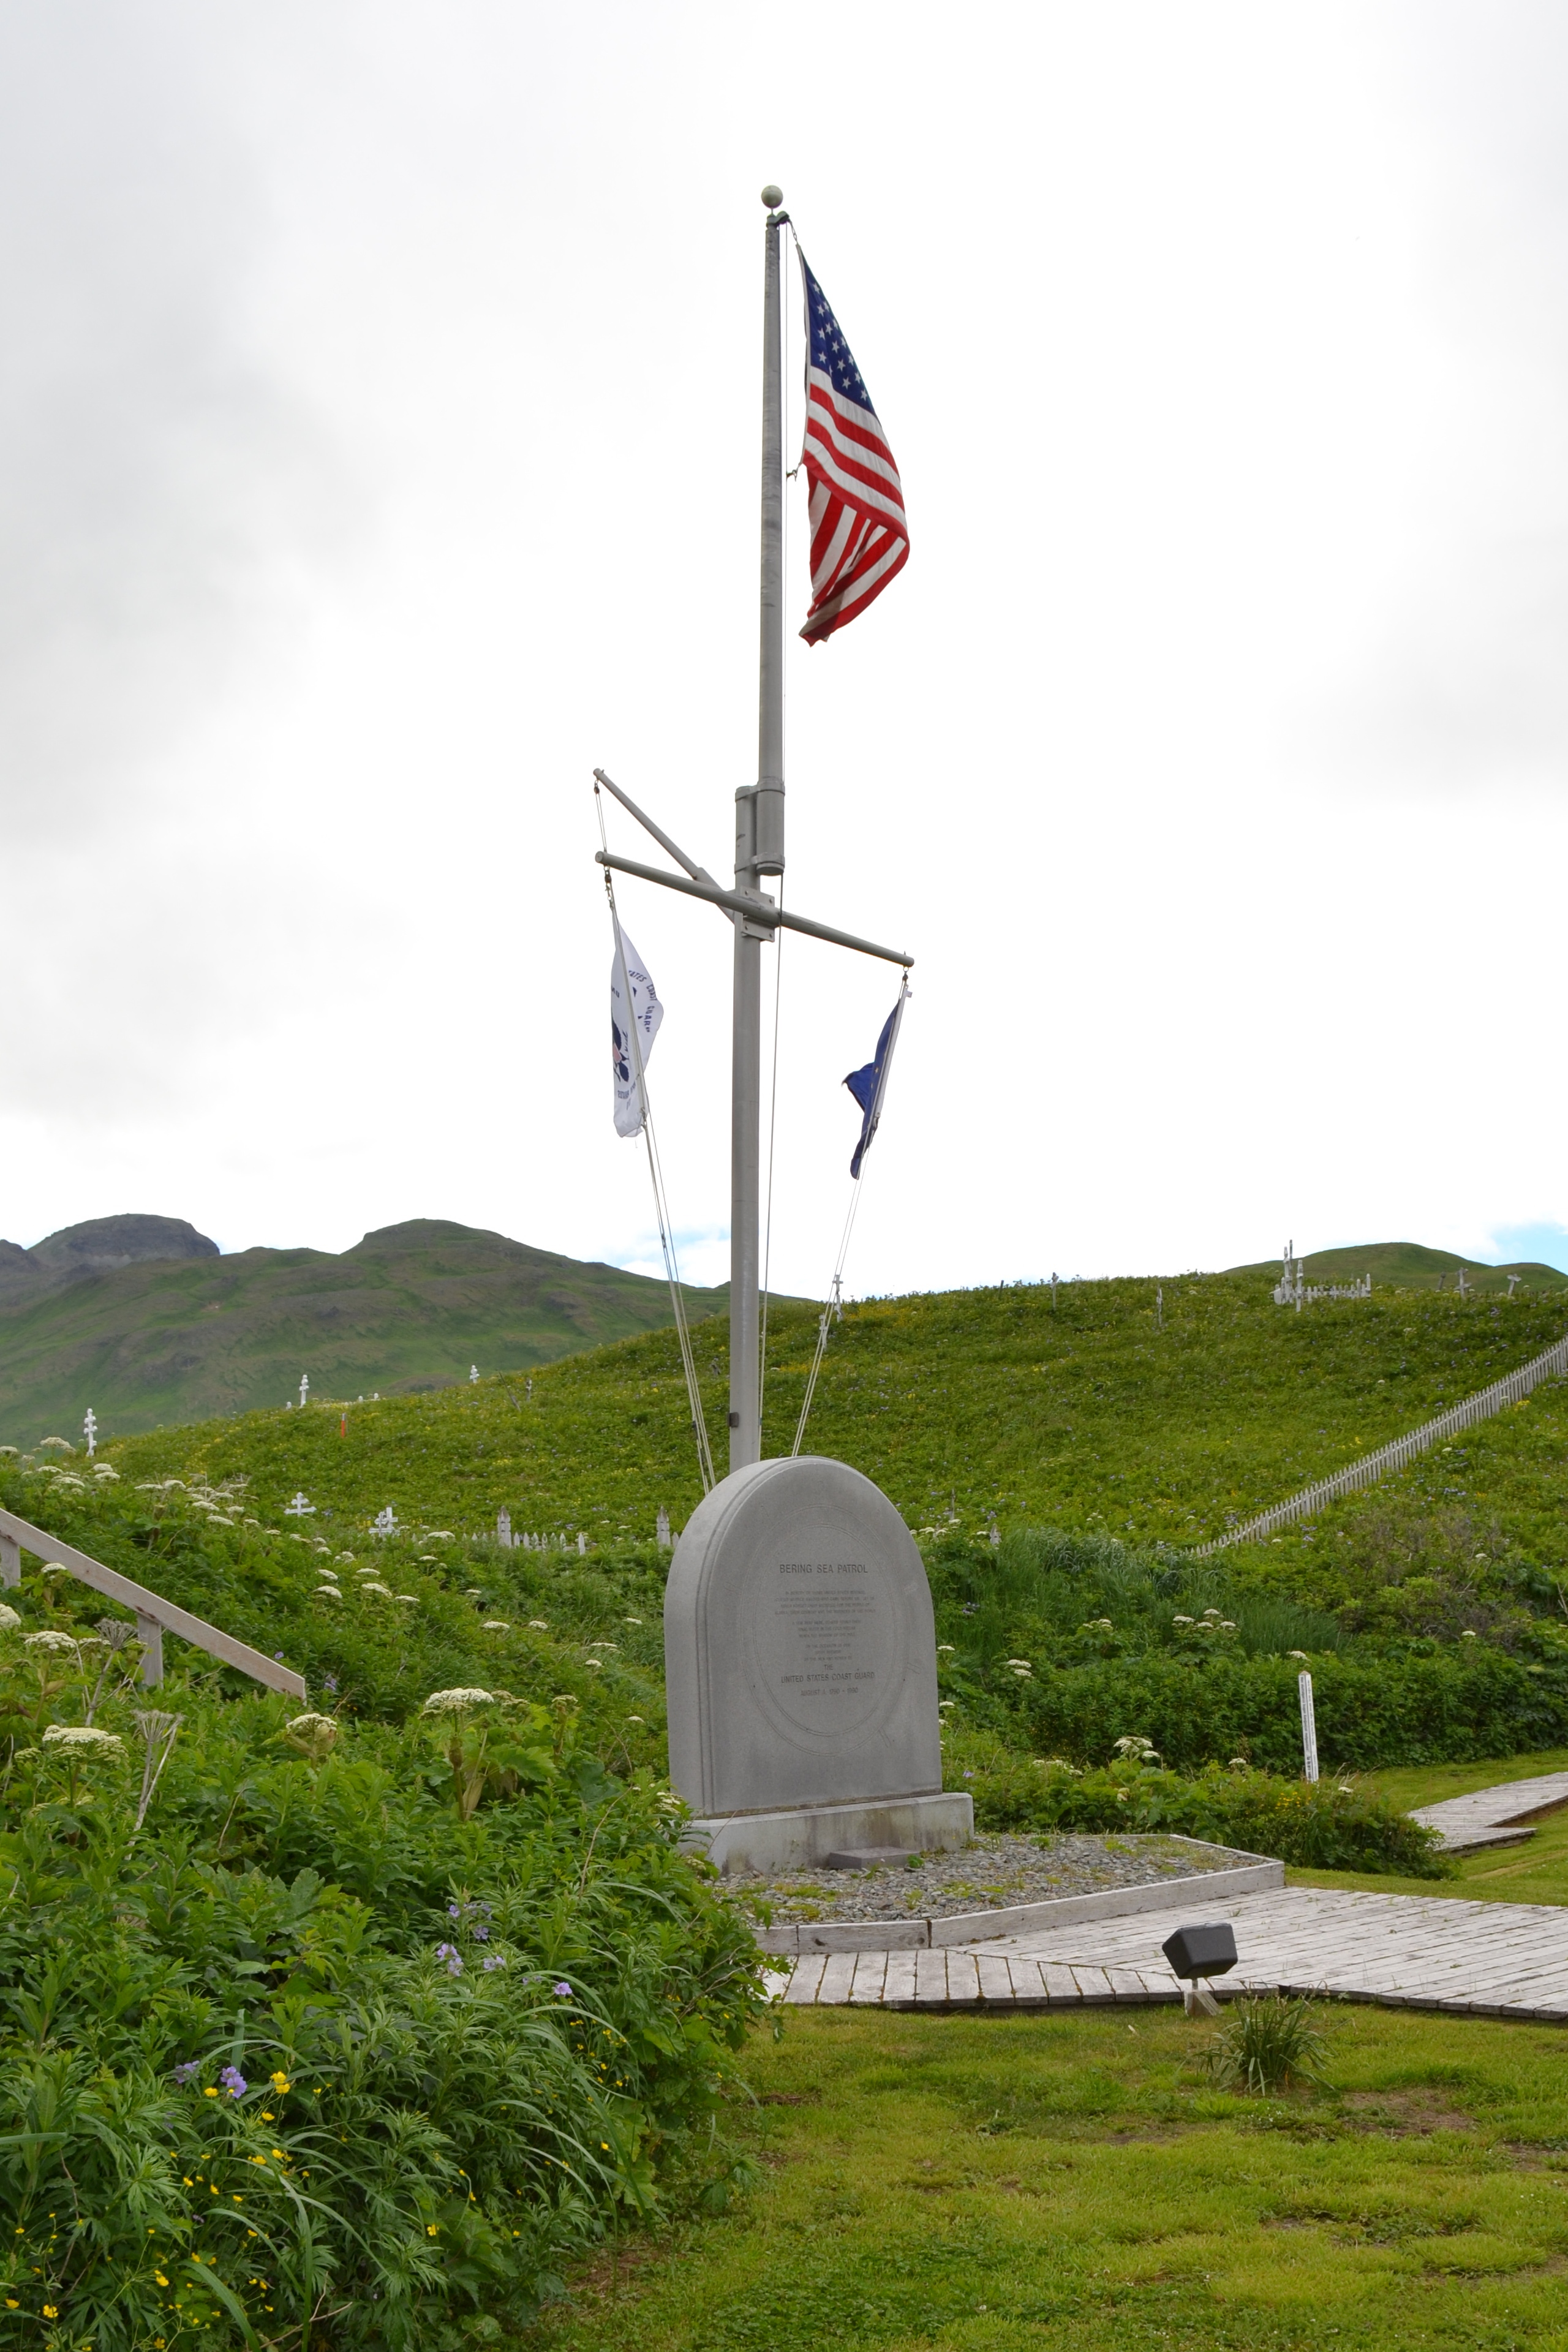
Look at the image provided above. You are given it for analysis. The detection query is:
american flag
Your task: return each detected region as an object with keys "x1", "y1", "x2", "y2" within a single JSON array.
[{"x1": 797, "y1": 254, "x2": 908, "y2": 644}]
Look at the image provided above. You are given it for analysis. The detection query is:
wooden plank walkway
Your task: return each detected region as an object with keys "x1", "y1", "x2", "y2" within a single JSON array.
[
  {"x1": 1411, "y1": 1771, "x2": 1568, "y2": 1853},
  {"x1": 769, "y1": 1887, "x2": 1568, "y2": 2024}
]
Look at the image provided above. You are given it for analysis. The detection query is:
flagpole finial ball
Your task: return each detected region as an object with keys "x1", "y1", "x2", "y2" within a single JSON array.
[{"x1": 760, "y1": 184, "x2": 784, "y2": 211}]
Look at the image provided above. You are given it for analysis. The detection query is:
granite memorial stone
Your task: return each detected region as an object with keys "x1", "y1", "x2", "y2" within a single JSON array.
[{"x1": 665, "y1": 1455, "x2": 972, "y2": 1872}]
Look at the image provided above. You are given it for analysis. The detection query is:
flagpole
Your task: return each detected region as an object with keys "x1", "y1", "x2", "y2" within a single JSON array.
[{"x1": 731, "y1": 184, "x2": 788, "y2": 1472}]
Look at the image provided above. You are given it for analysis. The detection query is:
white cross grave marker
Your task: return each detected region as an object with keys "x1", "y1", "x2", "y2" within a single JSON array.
[
  {"x1": 83, "y1": 1408, "x2": 97, "y2": 1457},
  {"x1": 373, "y1": 1506, "x2": 399, "y2": 1536},
  {"x1": 285, "y1": 1491, "x2": 316, "y2": 1517},
  {"x1": 470, "y1": 1365, "x2": 480, "y2": 1384},
  {"x1": 656, "y1": 1506, "x2": 671, "y2": 1548},
  {"x1": 299, "y1": 1373, "x2": 310, "y2": 1409}
]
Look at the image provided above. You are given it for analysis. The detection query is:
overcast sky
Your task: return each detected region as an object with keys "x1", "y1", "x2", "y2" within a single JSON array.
[{"x1": 4, "y1": 2, "x2": 1568, "y2": 1297}]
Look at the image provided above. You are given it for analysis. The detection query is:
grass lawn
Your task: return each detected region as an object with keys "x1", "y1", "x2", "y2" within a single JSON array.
[{"x1": 545, "y1": 2005, "x2": 1568, "y2": 2350}]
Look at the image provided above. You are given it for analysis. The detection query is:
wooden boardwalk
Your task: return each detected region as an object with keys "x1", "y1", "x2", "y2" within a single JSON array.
[
  {"x1": 771, "y1": 1886, "x2": 1568, "y2": 2024},
  {"x1": 1411, "y1": 1770, "x2": 1568, "y2": 1853}
]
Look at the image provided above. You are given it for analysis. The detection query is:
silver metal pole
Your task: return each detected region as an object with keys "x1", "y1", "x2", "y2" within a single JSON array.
[
  {"x1": 730, "y1": 186, "x2": 786, "y2": 1472},
  {"x1": 594, "y1": 851, "x2": 913, "y2": 966}
]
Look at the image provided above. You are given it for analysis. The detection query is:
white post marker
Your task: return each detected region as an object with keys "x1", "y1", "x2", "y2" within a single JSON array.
[
  {"x1": 299, "y1": 1373, "x2": 309, "y2": 1410},
  {"x1": 497, "y1": 1509, "x2": 512, "y2": 1547},
  {"x1": 1298, "y1": 1669, "x2": 1320, "y2": 1783},
  {"x1": 470, "y1": 1365, "x2": 480, "y2": 1384},
  {"x1": 83, "y1": 1408, "x2": 97, "y2": 1458},
  {"x1": 657, "y1": 1506, "x2": 671, "y2": 1548}
]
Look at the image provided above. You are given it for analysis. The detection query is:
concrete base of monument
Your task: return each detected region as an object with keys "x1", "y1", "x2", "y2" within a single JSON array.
[
  {"x1": 683, "y1": 1791, "x2": 973, "y2": 1877},
  {"x1": 751, "y1": 1847, "x2": 1284, "y2": 1954}
]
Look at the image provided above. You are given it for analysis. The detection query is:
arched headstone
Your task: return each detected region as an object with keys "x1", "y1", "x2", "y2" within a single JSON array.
[{"x1": 665, "y1": 1456, "x2": 972, "y2": 1873}]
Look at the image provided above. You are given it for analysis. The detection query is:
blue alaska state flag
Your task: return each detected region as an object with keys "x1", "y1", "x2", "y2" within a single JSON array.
[{"x1": 843, "y1": 988, "x2": 907, "y2": 1178}]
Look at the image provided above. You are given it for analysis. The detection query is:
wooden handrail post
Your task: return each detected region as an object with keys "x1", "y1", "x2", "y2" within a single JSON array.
[{"x1": 136, "y1": 1613, "x2": 165, "y2": 1686}]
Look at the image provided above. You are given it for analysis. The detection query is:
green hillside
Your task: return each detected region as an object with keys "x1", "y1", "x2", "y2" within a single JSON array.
[
  {"x1": 0, "y1": 1216, "x2": 726, "y2": 1447},
  {"x1": 98, "y1": 1261, "x2": 1568, "y2": 1558},
  {"x1": 1227, "y1": 1238, "x2": 1567, "y2": 1295}
]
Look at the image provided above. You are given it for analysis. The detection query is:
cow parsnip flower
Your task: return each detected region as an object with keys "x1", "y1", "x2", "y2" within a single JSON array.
[
  {"x1": 421, "y1": 1687, "x2": 494, "y2": 1714},
  {"x1": 42, "y1": 1724, "x2": 126, "y2": 1759}
]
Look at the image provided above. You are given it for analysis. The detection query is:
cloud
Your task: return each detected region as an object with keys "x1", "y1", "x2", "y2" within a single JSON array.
[{"x1": 0, "y1": 10, "x2": 358, "y2": 843}]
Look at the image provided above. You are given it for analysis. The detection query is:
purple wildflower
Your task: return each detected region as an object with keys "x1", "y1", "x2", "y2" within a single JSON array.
[
  {"x1": 482, "y1": 1955, "x2": 506, "y2": 1972},
  {"x1": 435, "y1": 1943, "x2": 463, "y2": 1976},
  {"x1": 472, "y1": 1924, "x2": 490, "y2": 1941},
  {"x1": 552, "y1": 1981, "x2": 572, "y2": 1999},
  {"x1": 962, "y1": 1770, "x2": 974, "y2": 1779},
  {"x1": 323, "y1": 1676, "x2": 339, "y2": 1694},
  {"x1": 448, "y1": 1903, "x2": 462, "y2": 1920},
  {"x1": 172, "y1": 2060, "x2": 202, "y2": 2086},
  {"x1": 220, "y1": 2066, "x2": 247, "y2": 2098}
]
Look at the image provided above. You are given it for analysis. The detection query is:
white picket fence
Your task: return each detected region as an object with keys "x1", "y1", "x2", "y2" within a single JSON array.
[{"x1": 1194, "y1": 1327, "x2": 1568, "y2": 1555}]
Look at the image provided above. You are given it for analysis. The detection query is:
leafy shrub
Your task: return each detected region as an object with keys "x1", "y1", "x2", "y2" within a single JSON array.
[
  {"x1": 1203, "y1": 1994, "x2": 1332, "y2": 2094},
  {"x1": 944, "y1": 1728, "x2": 1449, "y2": 1877},
  {"x1": 0, "y1": 1561, "x2": 767, "y2": 2350}
]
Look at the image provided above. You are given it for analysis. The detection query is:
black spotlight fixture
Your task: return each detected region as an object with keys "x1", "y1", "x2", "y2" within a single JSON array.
[{"x1": 1162, "y1": 1921, "x2": 1238, "y2": 2016}]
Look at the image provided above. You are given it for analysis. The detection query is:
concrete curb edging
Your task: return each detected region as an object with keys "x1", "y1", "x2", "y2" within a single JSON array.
[{"x1": 753, "y1": 1840, "x2": 1283, "y2": 1955}]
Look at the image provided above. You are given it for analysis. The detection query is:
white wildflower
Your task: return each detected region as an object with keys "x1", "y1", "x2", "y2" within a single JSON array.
[
  {"x1": 527, "y1": 1620, "x2": 549, "y2": 1630},
  {"x1": 421, "y1": 1687, "x2": 495, "y2": 1714},
  {"x1": 37, "y1": 1438, "x2": 74, "y2": 1452},
  {"x1": 282, "y1": 1713, "x2": 339, "y2": 1761},
  {"x1": 584, "y1": 1659, "x2": 603, "y2": 1670},
  {"x1": 42, "y1": 1724, "x2": 125, "y2": 1760},
  {"x1": 482, "y1": 1620, "x2": 511, "y2": 1632},
  {"x1": 24, "y1": 1630, "x2": 80, "y2": 1653},
  {"x1": 359, "y1": 1581, "x2": 393, "y2": 1597},
  {"x1": 0, "y1": 1605, "x2": 17, "y2": 1631},
  {"x1": 313, "y1": 1586, "x2": 343, "y2": 1600}
]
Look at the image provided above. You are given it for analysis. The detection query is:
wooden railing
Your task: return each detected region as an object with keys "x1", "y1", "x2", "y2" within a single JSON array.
[
  {"x1": 1193, "y1": 1329, "x2": 1568, "y2": 1555},
  {"x1": 0, "y1": 1506, "x2": 307, "y2": 1699}
]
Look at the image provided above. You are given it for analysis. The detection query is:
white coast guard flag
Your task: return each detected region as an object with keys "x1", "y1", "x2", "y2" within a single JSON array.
[{"x1": 610, "y1": 927, "x2": 663, "y2": 1137}]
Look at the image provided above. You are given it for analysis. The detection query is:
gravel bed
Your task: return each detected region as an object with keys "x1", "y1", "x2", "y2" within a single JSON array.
[{"x1": 731, "y1": 1833, "x2": 1250, "y2": 1924}]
